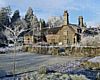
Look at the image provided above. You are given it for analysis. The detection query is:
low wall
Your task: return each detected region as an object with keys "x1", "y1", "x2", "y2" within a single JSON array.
[{"x1": 23, "y1": 46, "x2": 100, "y2": 57}]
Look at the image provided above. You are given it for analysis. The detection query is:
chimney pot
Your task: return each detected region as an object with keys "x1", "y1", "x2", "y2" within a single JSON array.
[
  {"x1": 78, "y1": 16, "x2": 83, "y2": 27},
  {"x1": 63, "y1": 10, "x2": 69, "y2": 25}
]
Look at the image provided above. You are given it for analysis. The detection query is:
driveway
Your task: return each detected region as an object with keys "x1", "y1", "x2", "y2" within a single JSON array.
[{"x1": 0, "y1": 52, "x2": 81, "y2": 74}]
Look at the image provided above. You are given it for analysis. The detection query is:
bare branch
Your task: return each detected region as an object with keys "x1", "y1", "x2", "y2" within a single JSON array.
[{"x1": 2, "y1": 25, "x2": 15, "y2": 34}]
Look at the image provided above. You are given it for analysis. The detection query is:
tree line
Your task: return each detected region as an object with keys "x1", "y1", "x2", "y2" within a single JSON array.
[{"x1": 0, "y1": 6, "x2": 46, "y2": 45}]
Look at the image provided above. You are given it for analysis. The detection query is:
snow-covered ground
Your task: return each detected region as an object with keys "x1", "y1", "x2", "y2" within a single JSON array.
[
  {"x1": 88, "y1": 56, "x2": 100, "y2": 63},
  {"x1": 0, "y1": 46, "x2": 22, "y2": 53},
  {"x1": 0, "y1": 52, "x2": 81, "y2": 77},
  {"x1": 0, "y1": 53, "x2": 100, "y2": 80}
]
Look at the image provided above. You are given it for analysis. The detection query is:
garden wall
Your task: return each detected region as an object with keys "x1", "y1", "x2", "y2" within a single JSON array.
[{"x1": 24, "y1": 46, "x2": 100, "y2": 57}]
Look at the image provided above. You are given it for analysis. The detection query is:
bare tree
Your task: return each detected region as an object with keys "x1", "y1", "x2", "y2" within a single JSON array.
[
  {"x1": 47, "y1": 16, "x2": 63, "y2": 27},
  {"x1": 80, "y1": 34, "x2": 100, "y2": 47},
  {"x1": 1, "y1": 24, "x2": 30, "y2": 79}
]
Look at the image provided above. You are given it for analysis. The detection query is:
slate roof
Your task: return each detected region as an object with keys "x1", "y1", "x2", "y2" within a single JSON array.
[
  {"x1": 83, "y1": 29, "x2": 98, "y2": 36},
  {"x1": 47, "y1": 26, "x2": 62, "y2": 34},
  {"x1": 42, "y1": 24, "x2": 80, "y2": 34},
  {"x1": 69, "y1": 24, "x2": 81, "y2": 32}
]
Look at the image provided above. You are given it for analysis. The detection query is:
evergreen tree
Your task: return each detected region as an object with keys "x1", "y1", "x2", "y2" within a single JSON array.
[
  {"x1": 31, "y1": 15, "x2": 39, "y2": 28},
  {"x1": 47, "y1": 16, "x2": 63, "y2": 27},
  {"x1": 11, "y1": 10, "x2": 20, "y2": 23},
  {"x1": 0, "y1": 6, "x2": 11, "y2": 31},
  {"x1": 10, "y1": 10, "x2": 20, "y2": 30},
  {"x1": 40, "y1": 19, "x2": 46, "y2": 28},
  {"x1": 25, "y1": 7, "x2": 34, "y2": 28},
  {"x1": 25, "y1": 7, "x2": 39, "y2": 29}
]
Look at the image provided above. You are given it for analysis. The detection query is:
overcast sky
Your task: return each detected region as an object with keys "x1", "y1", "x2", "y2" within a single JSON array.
[{"x1": 0, "y1": 0, "x2": 100, "y2": 27}]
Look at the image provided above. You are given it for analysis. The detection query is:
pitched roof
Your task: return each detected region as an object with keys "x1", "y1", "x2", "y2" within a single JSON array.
[
  {"x1": 68, "y1": 24, "x2": 76, "y2": 33},
  {"x1": 69, "y1": 24, "x2": 81, "y2": 32},
  {"x1": 83, "y1": 29, "x2": 98, "y2": 35},
  {"x1": 42, "y1": 24, "x2": 79, "y2": 34},
  {"x1": 47, "y1": 26, "x2": 62, "y2": 34}
]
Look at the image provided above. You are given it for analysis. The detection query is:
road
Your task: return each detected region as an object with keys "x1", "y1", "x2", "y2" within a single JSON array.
[{"x1": 0, "y1": 52, "x2": 81, "y2": 74}]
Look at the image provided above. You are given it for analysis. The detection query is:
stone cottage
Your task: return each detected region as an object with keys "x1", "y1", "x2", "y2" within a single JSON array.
[{"x1": 43, "y1": 10, "x2": 86, "y2": 45}]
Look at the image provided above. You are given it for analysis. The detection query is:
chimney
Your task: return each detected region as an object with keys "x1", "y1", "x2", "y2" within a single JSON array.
[
  {"x1": 63, "y1": 10, "x2": 69, "y2": 25},
  {"x1": 78, "y1": 16, "x2": 84, "y2": 27}
]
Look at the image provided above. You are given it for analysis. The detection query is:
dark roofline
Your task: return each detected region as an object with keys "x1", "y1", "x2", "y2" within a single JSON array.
[
  {"x1": 24, "y1": 30, "x2": 33, "y2": 36},
  {"x1": 42, "y1": 23, "x2": 80, "y2": 30}
]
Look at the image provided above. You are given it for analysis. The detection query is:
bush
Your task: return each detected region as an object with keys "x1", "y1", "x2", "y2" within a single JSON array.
[
  {"x1": 38, "y1": 66, "x2": 47, "y2": 74},
  {"x1": 81, "y1": 61, "x2": 100, "y2": 70},
  {"x1": 70, "y1": 74, "x2": 90, "y2": 80},
  {"x1": 96, "y1": 72, "x2": 100, "y2": 80}
]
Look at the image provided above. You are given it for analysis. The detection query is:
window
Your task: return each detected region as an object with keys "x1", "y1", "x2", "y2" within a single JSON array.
[
  {"x1": 27, "y1": 38, "x2": 30, "y2": 43},
  {"x1": 77, "y1": 29, "x2": 82, "y2": 33},
  {"x1": 67, "y1": 39, "x2": 69, "y2": 44},
  {"x1": 74, "y1": 38, "x2": 75, "y2": 43},
  {"x1": 63, "y1": 31, "x2": 68, "y2": 36},
  {"x1": 66, "y1": 38, "x2": 70, "y2": 44},
  {"x1": 67, "y1": 31, "x2": 68, "y2": 36}
]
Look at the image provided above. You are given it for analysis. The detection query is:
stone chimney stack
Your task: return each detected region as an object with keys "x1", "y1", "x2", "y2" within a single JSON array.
[
  {"x1": 63, "y1": 10, "x2": 69, "y2": 25},
  {"x1": 78, "y1": 16, "x2": 84, "y2": 27}
]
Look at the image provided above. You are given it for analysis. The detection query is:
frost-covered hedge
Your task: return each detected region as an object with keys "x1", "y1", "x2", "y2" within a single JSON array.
[
  {"x1": 20, "y1": 72, "x2": 90, "y2": 80},
  {"x1": 81, "y1": 61, "x2": 100, "y2": 70}
]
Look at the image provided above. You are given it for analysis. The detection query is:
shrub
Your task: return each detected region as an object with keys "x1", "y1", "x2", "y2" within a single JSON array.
[
  {"x1": 38, "y1": 65, "x2": 47, "y2": 74},
  {"x1": 70, "y1": 74, "x2": 90, "y2": 80},
  {"x1": 81, "y1": 61, "x2": 100, "y2": 70},
  {"x1": 96, "y1": 72, "x2": 100, "y2": 80}
]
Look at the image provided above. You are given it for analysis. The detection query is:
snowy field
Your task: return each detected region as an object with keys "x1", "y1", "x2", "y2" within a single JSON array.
[
  {"x1": 0, "y1": 52, "x2": 81, "y2": 77},
  {"x1": 0, "y1": 52, "x2": 100, "y2": 80},
  {"x1": 88, "y1": 56, "x2": 100, "y2": 63}
]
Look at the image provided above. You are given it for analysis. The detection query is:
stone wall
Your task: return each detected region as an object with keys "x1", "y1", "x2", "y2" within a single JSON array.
[{"x1": 28, "y1": 46, "x2": 100, "y2": 57}]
